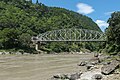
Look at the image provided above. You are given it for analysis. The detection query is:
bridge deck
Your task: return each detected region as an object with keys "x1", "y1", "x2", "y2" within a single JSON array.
[{"x1": 36, "y1": 40, "x2": 106, "y2": 42}]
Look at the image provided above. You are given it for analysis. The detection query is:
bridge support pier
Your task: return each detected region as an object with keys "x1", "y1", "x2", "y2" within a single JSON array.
[{"x1": 35, "y1": 42, "x2": 43, "y2": 52}]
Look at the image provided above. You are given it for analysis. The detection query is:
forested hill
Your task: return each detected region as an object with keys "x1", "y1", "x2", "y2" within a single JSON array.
[
  {"x1": 0, "y1": 0, "x2": 101, "y2": 51},
  {"x1": 48, "y1": 7, "x2": 101, "y2": 31}
]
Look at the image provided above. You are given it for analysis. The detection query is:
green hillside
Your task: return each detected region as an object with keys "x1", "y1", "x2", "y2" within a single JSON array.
[{"x1": 0, "y1": 0, "x2": 101, "y2": 52}]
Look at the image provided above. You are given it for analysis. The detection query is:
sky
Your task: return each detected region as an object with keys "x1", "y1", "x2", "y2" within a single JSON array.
[{"x1": 32, "y1": 0, "x2": 120, "y2": 31}]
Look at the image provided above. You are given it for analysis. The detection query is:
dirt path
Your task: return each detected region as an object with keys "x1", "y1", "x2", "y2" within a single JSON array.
[{"x1": 0, "y1": 54, "x2": 93, "y2": 80}]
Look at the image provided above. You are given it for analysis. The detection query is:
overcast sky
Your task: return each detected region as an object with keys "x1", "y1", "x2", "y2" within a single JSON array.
[{"x1": 32, "y1": 0, "x2": 120, "y2": 31}]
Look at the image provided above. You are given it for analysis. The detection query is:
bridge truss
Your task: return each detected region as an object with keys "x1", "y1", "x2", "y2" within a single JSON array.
[{"x1": 32, "y1": 28, "x2": 106, "y2": 43}]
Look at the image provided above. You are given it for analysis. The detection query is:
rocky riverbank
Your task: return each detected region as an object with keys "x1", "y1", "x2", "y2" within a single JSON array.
[
  {"x1": 0, "y1": 51, "x2": 30, "y2": 55},
  {"x1": 50, "y1": 53, "x2": 120, "y2": 80}
]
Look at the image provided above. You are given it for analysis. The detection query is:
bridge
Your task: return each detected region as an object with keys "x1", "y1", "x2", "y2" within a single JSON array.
[
  {"x1": 32, "y1": 28, "x2": 106, "y2": 42},
  {"x1": 31, "y1": 28, "x2": 106, "y2": 51}
]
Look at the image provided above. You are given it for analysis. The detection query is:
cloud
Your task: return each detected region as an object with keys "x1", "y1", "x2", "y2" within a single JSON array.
[
  {"x1": 95, "y1": 20, "x2": 109, "y2": 31},
  {"x1": 76, "y1": 3, "x2": 94, "y2": 14},
  {"x1": 105, "y1": 11, "x2": 114, "y2": 15}
]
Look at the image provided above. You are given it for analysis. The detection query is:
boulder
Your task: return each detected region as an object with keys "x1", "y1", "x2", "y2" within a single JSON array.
[
  {"x1": 50, "y1": 77, "x2": 61, "y2": 80},
  {"x1": 53, "y1": 74, "x2": 61, "y2": 78},
  {"x1": 61, "y1": 74, "x2": 70, "y2": 79},
  {"x1": 15, "y1": 52, "x2": 22, "y2": 55},
  {"x1": 102, "y1": 61, "x2": 111, "y2": 65},
  {"x1": 1, "y1": 52, "x2": 10, "y2": 55},
  {"x1": 92, "y1": 74, "x2": 102, "y2": 80},
  {"x1": 24, "y1": 52, "x2": 29, "y2": 55},
  {"x1": 101, "y1": 60, "x2": 119, "y2": 75},
  {"x1": 0, "y1": 52, "x2": 4, "y2": 55},
  {"x1": 9, "y1": 52, "x2": 14, "y2": 54},
  {"x1": 86, "y1": 63, "x2": 94, "y2": 70},
  {"x1": 69, "y1": 72, "x2": 82, "y2": 80},
  {"x1": 89, "y1": 57, "x2": 100, "y2": 65},
  {"x1": 94, "y1": 53, "x2": 99, "y2": 57},
  {"x1": 78, "y1": 61, "x2": 87, "y2": 66},
  {"x1": 0, "y1": 52, "x2": 3, "y2": 55},
  {"x1": 53, "y1": 74, "x2": 70, "y2": 79}
]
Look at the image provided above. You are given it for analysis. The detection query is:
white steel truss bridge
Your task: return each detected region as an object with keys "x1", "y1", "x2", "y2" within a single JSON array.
[{"x1": 32, "y1": 28, "x2": 106, "y2": 43}]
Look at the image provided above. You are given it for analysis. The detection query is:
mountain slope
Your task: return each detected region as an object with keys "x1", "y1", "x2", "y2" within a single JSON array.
[{"x1": 0, "y1": 0, "x2": 101, "y2": 51}]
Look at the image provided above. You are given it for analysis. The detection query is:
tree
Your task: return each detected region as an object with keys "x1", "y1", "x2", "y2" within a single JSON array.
[
  {"x1": 106, "y1": 11, "x2": 120, "y2": 53},
  {"x1": 19, "y1": 33, "x2": 31, "y2": 49},
  {"x1": 36, "y1": 0, "x2": 39, "y2": 4},
  {"x1": 0, "y1": 28, "x2": 19, "y2": 49}
]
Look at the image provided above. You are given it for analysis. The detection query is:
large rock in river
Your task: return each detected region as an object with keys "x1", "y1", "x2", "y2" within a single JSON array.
[
  {"x1": 69, "y1": 72, "x2": 82, "y2": 80},
  {"x1": 101, "y1": 60, "x2": 119, "y2": 75}
]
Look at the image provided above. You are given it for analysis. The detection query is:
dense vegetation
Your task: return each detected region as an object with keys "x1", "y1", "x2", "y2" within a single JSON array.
[
  {"x1": 104, "y1": 11, "x2": 120, "y2": 55},
  {"x1": 0, "y1": 0, "x2": 102, "y2": 53}
]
